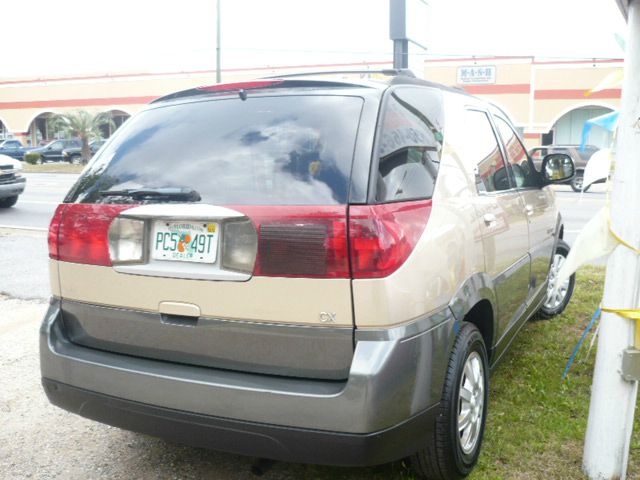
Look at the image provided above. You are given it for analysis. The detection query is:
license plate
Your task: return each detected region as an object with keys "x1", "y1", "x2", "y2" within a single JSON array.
[{"x1": 152, "y1": 221, "x2": 219, "y2": 263}]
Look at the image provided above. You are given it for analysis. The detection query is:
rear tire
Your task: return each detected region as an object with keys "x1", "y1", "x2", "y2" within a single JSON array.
[
  {"x1": 0, "y1": 196, "x2": 18, "y2": 208},
  {"x1": 539, "y1": 239, "x2": 575, "y2": 319},
  {"x1": 410, "y1": 323, "x2": 489, "y2": 480}
]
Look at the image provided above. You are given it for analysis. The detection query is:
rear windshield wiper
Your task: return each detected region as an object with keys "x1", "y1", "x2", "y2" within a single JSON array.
[{"x1": 99, "y1": 187, "x2": 201, "y2": 202}]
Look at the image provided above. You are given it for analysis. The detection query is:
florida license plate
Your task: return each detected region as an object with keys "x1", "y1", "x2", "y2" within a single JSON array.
[{"x1": 151, "y1": 221, "x2": 219, "y2": 263}]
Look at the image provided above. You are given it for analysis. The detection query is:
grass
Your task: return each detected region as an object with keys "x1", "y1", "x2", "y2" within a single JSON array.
[
  {"x1": 298, "y1": 266, "x2": 640, "y2": 479},
  {"x1": 469, "y1": 266, "x2": 609, "y2": 480},
  {"x1": 22, "y1": 162, "x2": 84, "y2": 174}
]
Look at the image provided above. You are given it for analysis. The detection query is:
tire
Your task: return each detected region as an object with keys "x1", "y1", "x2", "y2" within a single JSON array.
[
  {"x1": 570, "y1": 172, "x2": 590, "y2": 192},
  {"x1": 538, "y1": 239, "x2": 575, "y2": 319},
  {"x1": 0, "y1": 196, "x2": 18, "y2": 208},
  {"x1": 410, "y1": 323, "x2": 489, "y2": 480}
]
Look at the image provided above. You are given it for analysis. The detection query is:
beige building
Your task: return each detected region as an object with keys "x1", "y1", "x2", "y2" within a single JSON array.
[{"x1": 0, "y1": 57, "x2": 622, "y2": 149}]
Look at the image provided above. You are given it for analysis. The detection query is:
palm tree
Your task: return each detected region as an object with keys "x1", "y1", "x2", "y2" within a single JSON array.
[{"x1": 49, "y1": 111, "x2": 115, "y2": 164}]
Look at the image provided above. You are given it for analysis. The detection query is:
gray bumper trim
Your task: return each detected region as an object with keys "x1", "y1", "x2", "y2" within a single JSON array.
[
  {"x1": 40, "y1": 299, "x2": 455, "y2": 434},
  {"x1": 0, "y1": 177, "x2": 26, "y2": 197},
  {"x1": 42, "y1": 378, "x2": 438, "y2": 466}
]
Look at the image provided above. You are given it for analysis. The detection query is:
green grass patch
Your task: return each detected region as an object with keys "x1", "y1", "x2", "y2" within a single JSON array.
[
  {"x1": 470, "y1": 266, "x2": 608, "y2": 480},
  {"x1": 22, "y1": 162, "x2": 84, "y2": 174},
  {"x1": 296, "y1": 267, "x2": 640, "y2": 479}
]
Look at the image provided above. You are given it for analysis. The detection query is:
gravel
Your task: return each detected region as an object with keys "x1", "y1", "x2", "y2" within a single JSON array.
[{"x1": 0, "y1": 296, "x2": 402, "y2": 480}]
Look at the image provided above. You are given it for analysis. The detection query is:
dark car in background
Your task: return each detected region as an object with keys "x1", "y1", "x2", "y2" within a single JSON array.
[
  {"x1": 0, "y1": 139, "x2": 30, "y2": 160},
  {"x1": 62, "y1": 139, "x2": 107, "y2": 164},
  {"x1": 29, "y1": 139, "x2": 82, "y2": 163},
  {"x1": 529, "y1": 144, "x2": 599, "y2": 192}
]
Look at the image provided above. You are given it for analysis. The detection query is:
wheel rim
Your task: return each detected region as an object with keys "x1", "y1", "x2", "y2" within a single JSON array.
[
  {"x1": 574, "y1": 176, "x2": 583, "y2": 190},
  {"x1": 544, "y1": 253, "x2": 570, "y2": 310},
  {"x1": 458, "y1": 351, "x2": 485, "y2": 455}
]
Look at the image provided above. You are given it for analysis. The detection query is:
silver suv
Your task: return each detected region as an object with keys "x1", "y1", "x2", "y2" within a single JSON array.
[{"x1": 40, "y1": 72, "x2": 576, "y2": 479}]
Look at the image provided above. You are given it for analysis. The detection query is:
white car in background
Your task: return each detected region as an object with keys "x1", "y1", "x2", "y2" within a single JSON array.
[{"x1": 0, "y1": 154, "x2": 25, "y2": 208}]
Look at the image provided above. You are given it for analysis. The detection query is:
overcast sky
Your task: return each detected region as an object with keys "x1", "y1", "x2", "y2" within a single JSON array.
[{"x1": 0, "y1": 0, "x2": 627, "y2": 79}]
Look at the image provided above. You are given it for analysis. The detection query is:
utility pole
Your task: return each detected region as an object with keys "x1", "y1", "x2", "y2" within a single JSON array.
[
  {"x1": 583, "y1": 1, "x2": 640, "y2": 478},
  {"x1": 389, "y1": 0, "x2": 429, "y2": 71},
  {"x1": 216, "y1": 0, "x2": 221, "y2": 83}
]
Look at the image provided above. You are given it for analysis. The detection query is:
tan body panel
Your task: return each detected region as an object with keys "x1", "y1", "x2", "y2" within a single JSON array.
[
  {"x1": 56, "y1": 261, "x2": 353, "y2": 327},
  {"x1": 353, "y1": 131, "x2": 486, "y2": 328}
]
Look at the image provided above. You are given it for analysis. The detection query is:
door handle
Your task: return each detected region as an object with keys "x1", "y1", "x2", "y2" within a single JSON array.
[
  {"x1": 483, "y1": 213, "x2": 496, "y2": 225},
  {"x1": 524, "y1": 205, "x2": 534, "y2": 216}
]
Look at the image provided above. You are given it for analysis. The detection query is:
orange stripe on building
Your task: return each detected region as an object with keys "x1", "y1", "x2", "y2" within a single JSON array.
[
  {"x1": 463, "y1": 84, "x2": 531, "y2": 95},
  {"x1": 535, "y1": 88, "x2": 622, "y2": 100},
  {"x1": 524, "y1": 133, "x2": 540, "y2": 139},
  {"x1": 0, "y1": 96, "x2": 158, "y2": 110}
]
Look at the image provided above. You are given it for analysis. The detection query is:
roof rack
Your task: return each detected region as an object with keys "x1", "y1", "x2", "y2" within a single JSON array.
[{"x1": 262, "y1": 69, "x2": 416, "y2": 79}]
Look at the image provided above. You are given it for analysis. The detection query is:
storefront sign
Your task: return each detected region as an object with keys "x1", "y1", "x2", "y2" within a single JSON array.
[{"x1": 457, "y1": 66, "x2": 496, "y2": 85}]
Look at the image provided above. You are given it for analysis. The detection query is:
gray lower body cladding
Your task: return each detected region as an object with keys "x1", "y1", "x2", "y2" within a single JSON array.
[{"x1": 40, "y1": 299, "x2": 455, "y2": 464}]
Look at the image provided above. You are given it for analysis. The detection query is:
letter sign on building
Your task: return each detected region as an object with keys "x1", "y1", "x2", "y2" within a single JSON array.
[{"x1": 457, "y1": 66, "x2": 496, "y2": 85}]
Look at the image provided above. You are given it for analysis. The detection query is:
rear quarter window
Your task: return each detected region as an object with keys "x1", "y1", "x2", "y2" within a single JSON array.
[{"x1": 374, "y1": 87, "x2": 444, "y2": 203}]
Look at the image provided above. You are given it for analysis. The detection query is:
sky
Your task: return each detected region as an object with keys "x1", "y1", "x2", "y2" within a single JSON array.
[{"x1": 0, "y1": 0, "x2": 627, "y2": 79}]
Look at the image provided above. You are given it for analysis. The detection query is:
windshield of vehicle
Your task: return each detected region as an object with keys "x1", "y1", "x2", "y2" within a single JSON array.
[{"x1": 66, "y1": 95, "x2": 364, "y2": 205}]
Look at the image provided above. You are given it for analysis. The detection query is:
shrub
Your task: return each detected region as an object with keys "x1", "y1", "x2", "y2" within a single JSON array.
[{"x1": 24, "y1": 152, "x2": 41, "y2": 165}]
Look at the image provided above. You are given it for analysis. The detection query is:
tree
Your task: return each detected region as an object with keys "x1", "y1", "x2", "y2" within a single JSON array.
[{"x1": 49, "y1": 110, "x2": 115, "y2": 164}]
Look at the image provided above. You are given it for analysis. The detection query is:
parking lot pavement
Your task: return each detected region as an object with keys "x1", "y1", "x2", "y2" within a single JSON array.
[{"x1": 0, "y1": 296, "x2": 397, "y2": 479}]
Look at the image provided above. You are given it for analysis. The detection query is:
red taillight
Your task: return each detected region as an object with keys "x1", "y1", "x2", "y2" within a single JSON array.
[
  {"x1": 349, "y1": 200, "x2": 432, "y2": 279},
  {"x1": 233, "y1": 206, "x2": 350, "y2": 279},
  {"x1": 48, "y1": 204, "x2": 67, "y2": 260},
  {"x1": 52, "y1": 204, "x2": 134, "y2": 266},
  {"x1": 235, "y1": 200, "x2": 431, "y2": 279},
  {"x1": 197, "y1": 80, "x2": 284, "y2": 93}
]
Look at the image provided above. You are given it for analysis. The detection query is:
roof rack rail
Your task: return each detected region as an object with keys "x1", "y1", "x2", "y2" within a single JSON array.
[{"x1": 262, "y1": 69, "x2": 416, "y2": 79}]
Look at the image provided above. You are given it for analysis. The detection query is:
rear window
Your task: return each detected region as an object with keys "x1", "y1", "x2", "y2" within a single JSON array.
[{"x1": 67, "y1": 95, "x2": 364, "y2": 205}]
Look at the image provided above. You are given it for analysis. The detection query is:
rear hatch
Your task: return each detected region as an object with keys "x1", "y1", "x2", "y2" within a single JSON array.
[{"x1": 51, "y1": 86, "x2": 369, "y2": 380}]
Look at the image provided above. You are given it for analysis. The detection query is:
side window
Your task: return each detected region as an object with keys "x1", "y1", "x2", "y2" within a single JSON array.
[
  {"x1": 463, "y1": 110, "x2": 511, "y2": 193},
  {"x1": 375, "y1": 87, "x2": 444, "y2": 202},
  {"x1": 50, "y1": 141, "x2": 64, "y2": 150},
  {"x1": 494, "y1": 116, "x2": 540, "y2": 188}
]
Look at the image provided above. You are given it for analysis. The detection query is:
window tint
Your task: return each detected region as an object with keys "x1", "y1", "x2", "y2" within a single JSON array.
[
  {"x1": 494, "y1": 116, "x2": 540, "y2": 188},
  {"x1": 375, "y1": 87, "x2": 444, "y2": 202},
  {"x1": 463, "y1": 110, "x2": 511, "y2": 193},
  {"x1": 67, "y1": 95, "x2": 364, "y2": 205}
]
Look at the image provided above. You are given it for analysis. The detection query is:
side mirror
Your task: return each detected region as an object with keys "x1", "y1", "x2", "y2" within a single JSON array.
[{"x1": 541, "y1": 153, "x2": 575, "y2": 184}]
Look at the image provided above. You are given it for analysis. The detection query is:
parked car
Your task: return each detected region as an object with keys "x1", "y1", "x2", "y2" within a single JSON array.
[
  {"x1": 62, "y1": 139, "x2": 107, "y2": 164},
  {"x1": 0, "y1": 154, "x2": 26, "y2": 207},
  {"x1": 529, "y1": 144, "x2": 599, "y2": 192},
  {"x1": 0, "y1": 139, "x2": 30, "y2": 160},
  {"x1": 40, "y1": 73, "x2": 576, "y2": 480},
  {"x1": 28, "y1": 139, "x2": 81, "y2": 163}
]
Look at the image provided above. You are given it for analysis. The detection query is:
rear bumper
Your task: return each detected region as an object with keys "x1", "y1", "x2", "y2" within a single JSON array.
[
  {"x1": 40, "y1": 298, "x2": 455, "y2": 465},
  {"x1": 0, "y1": 177, "x2": 25, "y2": 198},
  {"x1": 42, "y1": 378, "x2": 439, "y2": 466}
]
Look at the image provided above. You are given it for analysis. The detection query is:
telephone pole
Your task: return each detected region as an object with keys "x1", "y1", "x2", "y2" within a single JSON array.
[{"x1": 583, "y1": 1, "x2": 640, "y2": 478}]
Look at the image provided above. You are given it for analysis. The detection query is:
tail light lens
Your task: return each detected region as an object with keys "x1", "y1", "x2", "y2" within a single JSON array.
[
  {"x1": 222, "y1": 219, "x2": 258, "y2": 274},
  {"x1": 233, "y1": 206, "x2": 350, "y2": 279},
  {"x1": 108, "y1": 217, "x2": 145, "y2": 264},
  {"x1": 349, "y1": 200, "x2": 432, "y2": 279},
  {"x1": 49, "y1": 200, "x2": 431, "y2": 279},
  {"x1": 48, "y1": 204, "x2": 67, "y2": 260},
  {"x1": 50, "y1": 204, "x2": 134, "y2": 266},
  {"x1": 235, "y1": 200, "x2": 431, "y2": 279}
]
